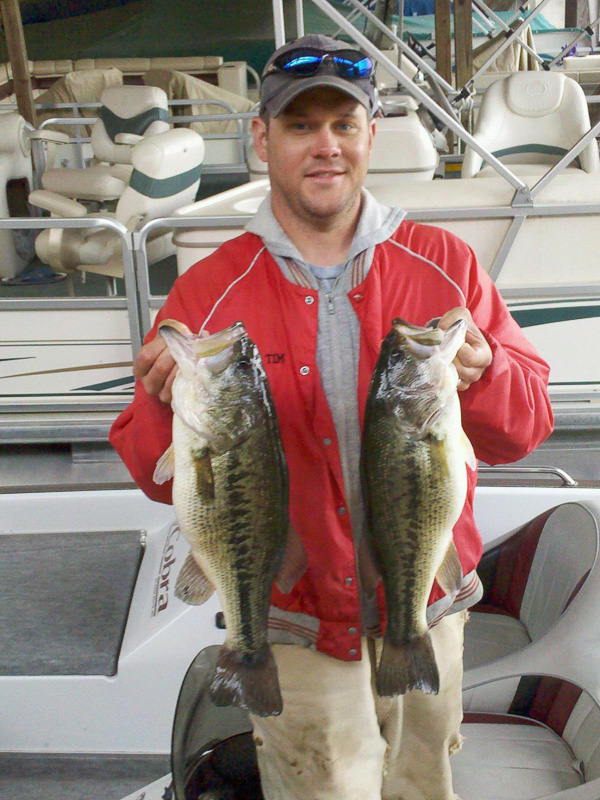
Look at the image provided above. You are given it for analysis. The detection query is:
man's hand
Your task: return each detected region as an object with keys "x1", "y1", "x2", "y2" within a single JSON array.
[
  {"x1": 133, "y1": 335, "x2": 177, "y2": 404},
  {"x1": 437, "y1": 307, "x2": 492, "y2": 391}
]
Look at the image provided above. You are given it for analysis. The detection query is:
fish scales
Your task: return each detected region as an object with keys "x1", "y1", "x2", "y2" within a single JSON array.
[
  {"x1": 364, "y1": 416, "x2": 465, "y2": 640},
  {"x1": 154, "y1": 320, "x2": 289, "y2": 717},
  {"x1": 361, "y1": 317, "x2": 471, "y2": 697},
  {"x1": 174, "y1": 416, "x2": 285, "y2": 655}
]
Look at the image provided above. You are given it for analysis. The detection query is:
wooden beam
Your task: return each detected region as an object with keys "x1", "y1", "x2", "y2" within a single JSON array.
[
  {"x1": 0, "y1": 0, "x2": 37, "y2": 125},
  {"x1": 454, "y1": 0, "x2": 473, "y2": 90},
  {"x1": 565, "y1": 0, "x2": 578, "y2": 28},
  {"x1": 434, "y1": 0, "x2": 452, "y2": 87}
]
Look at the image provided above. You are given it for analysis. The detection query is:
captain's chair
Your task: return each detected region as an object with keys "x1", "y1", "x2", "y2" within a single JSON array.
[
  {"x1": 35, "y1": 85, "x2": 170, "y2": 203},
  {"x1": 30, "y1": 128, "x2": 204, "y2": 287},
  {"x1": 462, "y1": 72, "x2": 600, "y2": 178}
]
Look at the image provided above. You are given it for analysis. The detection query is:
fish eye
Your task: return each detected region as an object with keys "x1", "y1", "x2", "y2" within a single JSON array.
[
  {"x1": 237, "y1": 357, "x2": 252, "y2": 369},
  {"x1": 390, "y1": 349, "x2": 404, "y2": 363}
]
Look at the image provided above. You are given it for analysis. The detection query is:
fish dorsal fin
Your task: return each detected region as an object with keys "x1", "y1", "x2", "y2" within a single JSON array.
[
  {"x1": 436, "y1": 539, "x2": 463, "y2": 597},
  {"x1": 194, "y1": 449, "x2": 215, "y2": 500},
  {"x1": 461, "y1": 429, "x2": 477, "y2": 471},
  {"x1": 175, "y1": 551, "x2": 215, "y2": 605},
  {"x1": 153, "y1": 443, "x2": 175, "y2": 485},
  {"x1": 275, "y1": 524, "x2": 309, "y2": 594}
]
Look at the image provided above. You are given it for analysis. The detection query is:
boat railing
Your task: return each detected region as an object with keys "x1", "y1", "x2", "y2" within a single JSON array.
[
  {"x1": 0, "y1": 215, "x2": 142, "y2": 358},
  {"x1": 5, "y1": 99, "x2": 258, "y2": 180},
  {"x1": 478, "y1": 466, "x2": 579, "y2": 487},
  {"x1": 1, "y1": 206, "x2": 598, "y2": 419},
  {"x1": 133, "y1": 215, "x2": 254, "y2": 338}
]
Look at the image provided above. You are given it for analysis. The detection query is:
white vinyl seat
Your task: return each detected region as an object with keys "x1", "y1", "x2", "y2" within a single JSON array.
[
  {"x1": 30, "y1": 128, "x2": 204, "y2": 282},
  {"x1": 462, "y1": 72, "x2": 600, "y2": 178},
  {"x1": 38, "y1": 85, "x2": 170, "y2": 202},
  {"x1": 464, "y1": 502, "x2": 599, "y2": 685},
  {"x1": 463, "y1": 612, "x2": 531, "y2": 670},
  {"x1": 456, "y1": 672, "x2": 600, "y2": 799}
]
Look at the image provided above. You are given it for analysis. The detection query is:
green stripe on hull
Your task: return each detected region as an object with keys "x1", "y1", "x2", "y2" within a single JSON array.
[{"x1": 510, "y1": 305, "x2": 600, "y2": 328}]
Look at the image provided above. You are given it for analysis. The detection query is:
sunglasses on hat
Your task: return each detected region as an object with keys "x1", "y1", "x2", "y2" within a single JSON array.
[{"x1": 266, "y1": 47, "x2": 375, "y2": 80}]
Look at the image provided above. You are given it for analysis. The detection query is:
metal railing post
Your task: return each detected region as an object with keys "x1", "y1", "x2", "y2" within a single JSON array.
[
  {"x1": 529, "y1": 117, "x2": 600, "y2": 199},
  {"x1": 296, "y1": 0, "x2": 305, "y2": 36},
  {"x1": 273, "y1": 0, "x2": 286, "y2": 47},
  {"x1": 0, "y1": 216, "x2": 142, "y2": 359}
]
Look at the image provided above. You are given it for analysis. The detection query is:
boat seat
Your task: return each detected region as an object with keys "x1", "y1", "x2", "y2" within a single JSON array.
[
  {"x1": 31, "y1": 127, "x2": 204, "y2": 282},
  {"x1": 462, "y1": 71, "x2": 600, "y2": 178},
  {"x1": 464, "y1": 502, "x2": 599, "y2": 685},
  {"x1": 459, "y1": 673, "x2": 600, "y2": 800},
  {"x1": 475, "y1": 163, "x2": 584, "y2": 178},
  {"x1": 455, "y1": 720, "x2": 583, "y2": 798},
  {"x1": 463, "y1": 611, "x2": 531, "y2": 671},
  {"x1": 39, "y1": 85, "x2": 170, "y2": 202}
]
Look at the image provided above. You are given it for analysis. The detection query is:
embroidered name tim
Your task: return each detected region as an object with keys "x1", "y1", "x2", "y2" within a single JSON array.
[{"x1": 265, "y1": 353, "x2": 285, "y2": 364}]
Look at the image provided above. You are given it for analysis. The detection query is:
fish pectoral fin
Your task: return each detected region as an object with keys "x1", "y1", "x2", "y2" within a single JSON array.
[
  {"x1": 175, "y1": 551, "x2": 215, "y2": 605},
  {"x1": 461, "y1": 429, "x2": 477, "y2": 471},
  {"x1": 194, "y1": 449, "x2": 216, "y2": 500},
  {"x1": 275, "y1": 524, "x2": 309, "y2": 594},
  {"x1": 436, "y1": 539, "x2": 463, "y2": 597},
  {"x1": 153, "y1": 443, "x2": 175, "y2": 484}
]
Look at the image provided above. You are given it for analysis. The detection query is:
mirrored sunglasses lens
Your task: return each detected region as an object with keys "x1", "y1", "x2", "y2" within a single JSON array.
[
  {"x1": 277, "y1": 53, "x2": 323, "y2": 75},
  {"x1": 333, "y1": 55, "x2": 373, "y2": 78}
]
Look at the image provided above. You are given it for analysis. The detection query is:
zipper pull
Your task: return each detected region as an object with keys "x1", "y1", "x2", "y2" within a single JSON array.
[{"x1": 326, "y1": 293, "x2": 335, "y2": 315}]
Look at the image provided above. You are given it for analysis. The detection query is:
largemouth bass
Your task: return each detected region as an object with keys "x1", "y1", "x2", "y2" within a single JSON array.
[
  {"x1": 153, "y1": 320, "x2": 293, "y2": 717},
  {"x1": 361, "y1": 317, "x2": 475, "y2": 697}
]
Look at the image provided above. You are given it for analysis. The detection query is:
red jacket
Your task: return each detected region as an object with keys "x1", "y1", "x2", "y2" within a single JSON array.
[{"x1": 110, "y1": 221, "x2": 553, "y2": 661}]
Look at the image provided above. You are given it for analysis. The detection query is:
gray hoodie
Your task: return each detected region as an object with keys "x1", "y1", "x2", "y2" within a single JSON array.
[{"x1": 246, "y1": 190, "x2": 405, "y2": 631}]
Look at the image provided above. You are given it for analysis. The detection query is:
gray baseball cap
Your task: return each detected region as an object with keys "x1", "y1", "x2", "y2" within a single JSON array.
[{"x1": 260, "y1": 34, "x2": 378, "y2": 118}]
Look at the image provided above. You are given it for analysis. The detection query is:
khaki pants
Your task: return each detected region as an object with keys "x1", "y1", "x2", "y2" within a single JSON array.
[{"x1": 250, "y1": 611, "x2": 467, "y2": 800}]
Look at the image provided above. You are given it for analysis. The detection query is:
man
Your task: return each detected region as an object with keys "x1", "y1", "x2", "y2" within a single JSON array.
[{"x1": 110, "y1": 34, "x2": 553, "y2": 800}]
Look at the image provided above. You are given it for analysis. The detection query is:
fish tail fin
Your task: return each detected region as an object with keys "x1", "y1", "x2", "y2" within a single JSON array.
[
  {"x1": 210, "y1": 642, "x2": 283, "y2": 717},
  {"x1": 376, "y1": 631, "x2": 440, "y2": 697}
]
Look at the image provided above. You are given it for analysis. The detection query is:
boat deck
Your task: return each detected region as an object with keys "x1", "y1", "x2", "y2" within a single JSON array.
[{"x1": 0, "y1": 753, "x2": 170, "y2": 800}]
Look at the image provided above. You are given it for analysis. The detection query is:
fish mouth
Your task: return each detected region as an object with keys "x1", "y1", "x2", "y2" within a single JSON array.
[
  {"x1": 193, "y1": 322, "x2": 247, "y2": 359},
  {"x1": 391, "y1": 318, "x2": 466, "y2": 363},
  {"x1": 391, "y1": 318, "x2": 444, "y2": 358},
  {"x1": 157, "y1": 320, "x2": 247, "y2": 360},
  {"x1": 438, "y1": 319, "x2": 467, "y2": 364}
]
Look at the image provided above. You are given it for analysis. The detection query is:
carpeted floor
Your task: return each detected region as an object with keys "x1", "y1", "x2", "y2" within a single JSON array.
[
  {"x1": 1, "y1": 530, "x2": 144, "y2": 676},
  {"x1": 0, "y1": 753, "x2": 171, "y2": 800}
]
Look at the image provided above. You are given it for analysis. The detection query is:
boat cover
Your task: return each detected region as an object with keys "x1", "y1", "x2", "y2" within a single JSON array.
[
  {"x1": 34, "y1": 68, "x2": 124, "y2": 136},
  {"x1": 144, "y1": 68, "x2": 254, "y2": 135}
]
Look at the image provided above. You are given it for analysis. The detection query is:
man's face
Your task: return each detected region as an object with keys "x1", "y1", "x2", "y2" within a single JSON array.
[{"x1": 251, "y1": 87, "x2": 375, "y2": 227}]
